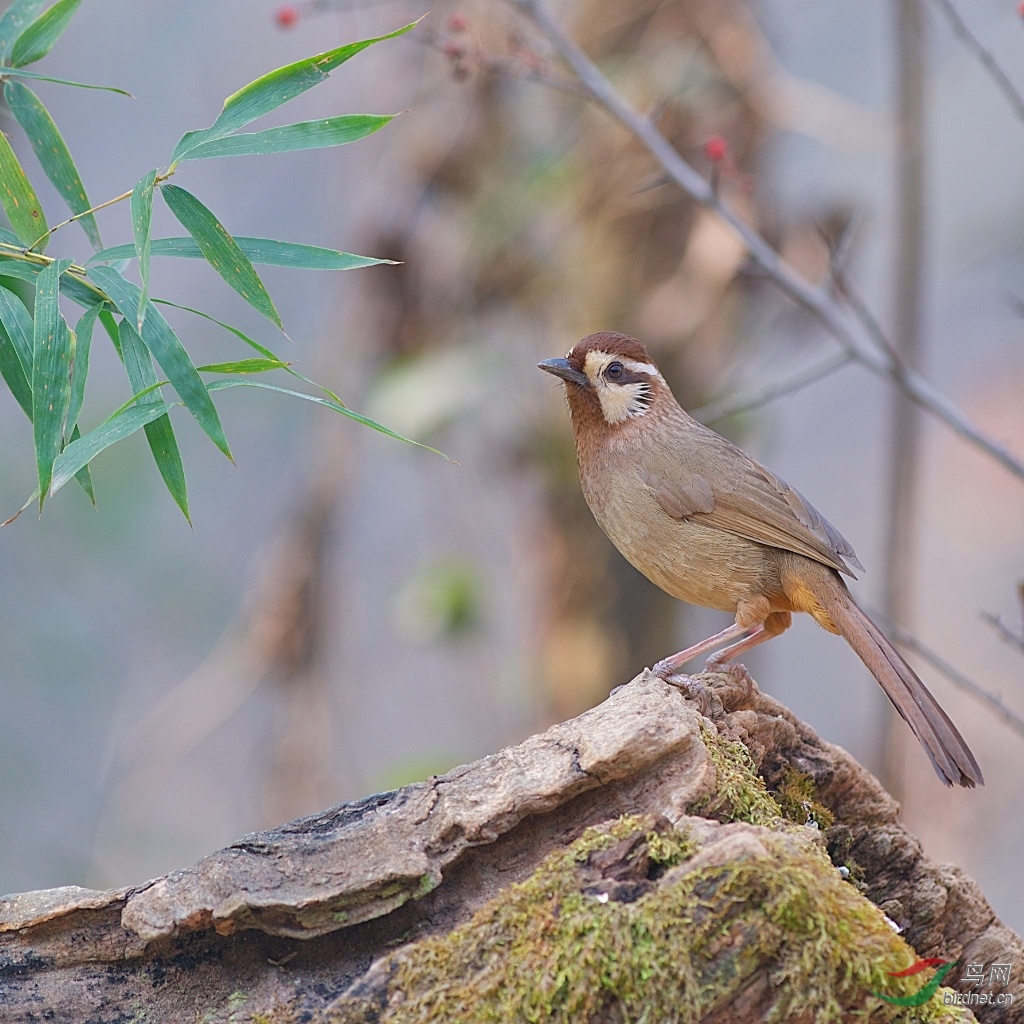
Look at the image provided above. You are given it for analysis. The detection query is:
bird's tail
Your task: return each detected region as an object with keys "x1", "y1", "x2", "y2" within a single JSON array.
[{"x1": 784, "y1": 564, "x2": 983, "y2": 788}]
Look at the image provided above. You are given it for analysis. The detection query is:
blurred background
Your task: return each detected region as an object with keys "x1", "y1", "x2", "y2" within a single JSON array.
[{"x1": 0, "y1": 0, "x2": 1022, "y2": 935}]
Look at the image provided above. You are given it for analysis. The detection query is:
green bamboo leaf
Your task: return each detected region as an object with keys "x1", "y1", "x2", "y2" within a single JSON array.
[
  {"x1": 151, "y1": 299, "x2": 346, "y2": 404},
  {"x1": 131, "y1": 169, "x2": 156, "y2": 331},
  {"x1": 170, "y1": 22, "x2": 417, "y2": 164},
  {"x1": 32, "y1": 257, "x2": 73, "y2": 504},
  {"x1": 0, "y1": 225, "x2": 23, "y2": 246},
  {"x1": 0, "y1": 256, "x2": 109, "y2": 307},
  {"x1": 67, "y1": 422, "x2": 94, "y2": 501},
  {"x1": 118, "y1": 319, "x2": 189, "y2": 520},
  {"x1": 0, "y1": 310, "x2": 30, "y2": 416},
  {"x1": 0, "y1": 64, "x2": 131, "y2": 94},
  {"x1": 0, "y1": 0, "x2": 46, "y2": 61},
  {"x1": 207, "y1": 378, "x2": 450, "y2": 458},
  {"x1": 9, "y1": 0, "x2": 81, "y2": 67},
  {"x1": 183, "y1": 114, "x2": 393, "y2": 160},
  {"x1": 0, "y1": 279, "x2": 34, "y2": 371},
  {"x1": 58, "y1": 267, "x2": 107, "y2": 307},
  {"x1": 86, "y1": 264, "x2": 231, "y2": 458},
  {"x1": 97, "y1": 306, "x2": 121, "y2": 358},
  {"x1": 197, "y1": 358, "x2": 289, "y2": 374},
  {"x1": 66, "y1": 301, "x2": 99, "y2": 433},
  {"x1": 151, "y1": 299, "x2": 281, "y2": 359},
  {"x1": 88, "y1": 235, "x2": 389, "y2": 271},
  {"x1": 0, "y1": 130, "x2": 47, "y2": 249},
  {"x1": 4, "y1": 80, "x2": 101, "y2": 248},
  {"x1": 0, "y1": 259, "x2": 42, "y2": 284},
  {"x1": 50, "y1": 401, "x2": 175, "y2": 495},
  {"x1": 160, "y1": 184, "x2": 282, "y2": 329}
]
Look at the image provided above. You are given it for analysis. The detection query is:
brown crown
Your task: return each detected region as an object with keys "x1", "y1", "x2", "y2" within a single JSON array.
[{"x1": 567, "y1": 332, "x2": 655, "y2": 371}]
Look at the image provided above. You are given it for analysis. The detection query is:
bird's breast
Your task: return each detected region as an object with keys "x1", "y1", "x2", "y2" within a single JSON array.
[{"x1": 578, "y1": 454, "x2": 782, "y2": 613}]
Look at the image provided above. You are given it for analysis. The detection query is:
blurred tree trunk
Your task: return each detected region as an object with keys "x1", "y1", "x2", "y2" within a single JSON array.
[{"x1": 883, "y1": 0, "x2": 928, "y2": 792}]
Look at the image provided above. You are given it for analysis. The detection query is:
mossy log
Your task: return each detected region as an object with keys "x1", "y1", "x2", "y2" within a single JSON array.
[{"x1": 1, "y1": 672, "x2": 1020, "y2": 1022}]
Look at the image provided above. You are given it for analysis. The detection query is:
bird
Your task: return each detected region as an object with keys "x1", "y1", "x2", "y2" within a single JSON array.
[{"x1": 538, "y1": 331, "x2": 982, "y2": 788}]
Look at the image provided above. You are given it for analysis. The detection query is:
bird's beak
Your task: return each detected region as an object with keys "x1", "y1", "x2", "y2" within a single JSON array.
[{"x1": 538, "y1": 357, "x2": 589, "y2": 387}]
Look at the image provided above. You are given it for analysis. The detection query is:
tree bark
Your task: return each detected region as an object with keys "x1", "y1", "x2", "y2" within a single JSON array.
[{"x1": 1, "y1": 672, "x2": 1018, "y2": 1022}]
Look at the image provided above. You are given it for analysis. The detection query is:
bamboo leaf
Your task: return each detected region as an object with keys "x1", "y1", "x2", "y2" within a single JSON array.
[
  {"x1": 118, "y1": 319, "x2": 189, "y2": 520},
  {"x1": 4, "y1": 80, "x2": 101, "y2": 248},
  {"x1": 0, "y1": 64, "x2": 131, "y2": 94},
  {"x1": 58, "y1": 267, "x2": 107, "y2": 307},
  {"x1": 0, "y1": 256, "x2": 110, "y2": 307},
  {"x1": 0, "y1": 279, "x2": 34, "y2": 372},
  {"x1": 0, "y1": 310, "x2": 30, "y2": 416},
  {"x1": 207, "y1": 378, "x2": 450, "y2": 458},
  {"x1": 183, "y1": 113, "x2": 393, "y2": 160},
  {"x1": 0, "y1": 129, "x2": 47, "y2": 249},
  {"x1": 66, "y1": 301, "x2": 100, "y2": 433},
  {"x1": 160, "y1": 184, "x2": 282, "y2": 329},
  {"x1": 67, "y1": 423, "x2": 93, "y2": 501},
  {"x1": 197, "y1": 358, "x2": 288, "y2": 374},
  {"x1": 9, "y1": 0, "x2": 81, "y2": 67},
  {"x1": 131, "y1": 169, "x2": 156, "y2": 331},
  {"x1": 170, "y1": 22, "x2": 416, "y2": 163},
  {"x1": 152, "y1": 299, "x2": 281, "y2": 360},
  {"x1": 50, "y1": 401, "x2": 175, "y2": 495},
  {"x1": 0, "y1": 0, "x2": 46, "y2": 61},
  {"x1": 151, "y1": 299, "x2": 345, "y2": 404},
  {"x1": 32, "y1": 257, "x2": 73, "y2": 504},
  {"x1": 88, "y1": 235, "x2": 389, "y2": 271},
  {"x1": 86, "y1": 264, "x2": 231, "y2": 458}
]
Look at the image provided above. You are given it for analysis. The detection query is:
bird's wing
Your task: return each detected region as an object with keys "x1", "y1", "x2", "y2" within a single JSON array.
[{"x1": 642, "y1": 424, "x2": 863, "y2": 577}]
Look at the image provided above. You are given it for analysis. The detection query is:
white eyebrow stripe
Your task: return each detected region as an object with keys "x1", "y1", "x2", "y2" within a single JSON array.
[{"x1": 622, "y1": 360, "x2": 659, "y2": 376}]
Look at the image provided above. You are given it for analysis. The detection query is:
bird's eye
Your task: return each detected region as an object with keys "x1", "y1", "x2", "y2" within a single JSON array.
[{"x1": 606, "y1": 361, "x2": 624, "y2": 381}]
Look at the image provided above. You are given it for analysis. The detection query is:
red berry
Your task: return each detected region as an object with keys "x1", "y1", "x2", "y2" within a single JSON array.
[
  {"x1": 446, "y1": 13, "x2": 469, "y2": 32},
  {"x1": 443, "y1": 39, "x2": 467, "y2": 60},
  {"x1": 704, "y1": 135, "x2": 727, "y2": 163},
  {"x1": 1019, "y1": 0, "x2": 1024, "y2": 17},
  {"x1": 275, "y1": 5, "x2": 299, "y2": 28}
]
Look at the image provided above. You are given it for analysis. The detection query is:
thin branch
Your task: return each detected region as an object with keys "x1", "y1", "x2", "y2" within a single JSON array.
[
  {"x1": 504, "y1": 0, "x2": 1024, "y2": 484},
  {"x1": 418, "y1": 25, "x2": 591, "y2": 99},
  {"x1": 28, "y1": 170, "x2": 174, "y2": 251},
  {"x1": 926, "y1": 0, "x2": 1024, "y2": 124},
  {"x1": 872, "y1": 610, "x2": 1024, "y2": 739},
  {"x1": 691, "y1": 351, "x2": 854, "y2": 425},
  {"x1": 981, "y1": 611, "x2": 1024, "y2": 655}
]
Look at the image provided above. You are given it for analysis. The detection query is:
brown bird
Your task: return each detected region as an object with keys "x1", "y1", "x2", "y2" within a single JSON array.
[{"x1": 539, "y1": 331, "x2": 982, "y2": 788}]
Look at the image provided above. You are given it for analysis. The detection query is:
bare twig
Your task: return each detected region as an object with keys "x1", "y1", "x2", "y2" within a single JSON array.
[
  {"x1": 691, "y1": 350, "x2": 854, "y2": 425},
  {"x1": 981, "y1": 611, "x2": 1024, "y2": 655},
  {"x1": 505, "y1": 0, "x2": 1024, "y2": 484},
  {"x1": 418, "y1": 25, "x2": 591, "y2": 98},
  {"x1": 926, "y1": 0, "x2": 1024, "y2": 124},
  {"x1": 873, "y1": 610, "x2": 1024, "y2": 739}
]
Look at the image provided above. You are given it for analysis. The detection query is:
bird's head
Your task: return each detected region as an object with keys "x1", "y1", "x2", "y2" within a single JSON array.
[{"x1": 538, "y1": 332, "x2": 671, "y2": 434}]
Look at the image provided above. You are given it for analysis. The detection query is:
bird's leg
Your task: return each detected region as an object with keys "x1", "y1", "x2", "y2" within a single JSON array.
[
  {"x1": 705, "y1": 626, "x2": 770, "y2": 668},
  {"x1": 705, "y1": 611, "x2": 792, "y2": 686},
  {"x1": 652, "y1": 621, "x2": 752, "y2": 679}
]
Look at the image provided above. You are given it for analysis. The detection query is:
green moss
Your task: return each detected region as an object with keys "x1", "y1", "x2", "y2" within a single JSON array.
[
  {"x1": 319, "y1": 816, "x2": 969, "y2": 1024},
  {"x1": 691, "y1": 721, "x2": 782, "y2": 826},
  {"x1": 771, "y1": 764, "x2": 836, "y2": 831},
  {"x1": 645, "y1": 826, "x2": 697, "y2": 867}
]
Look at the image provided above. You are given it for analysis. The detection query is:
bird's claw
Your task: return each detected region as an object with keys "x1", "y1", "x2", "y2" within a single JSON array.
[{"x1": 660, "y1": 672, "x2": 711, "y2": 715}]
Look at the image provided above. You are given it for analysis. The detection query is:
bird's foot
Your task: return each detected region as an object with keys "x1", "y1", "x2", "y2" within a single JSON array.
[
  {"x1": 652, "y1": 655, "x2": 683, "y2": 679},
  {"x1": 660, "y1": 672, "x2": 711, "y2": 715}
]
